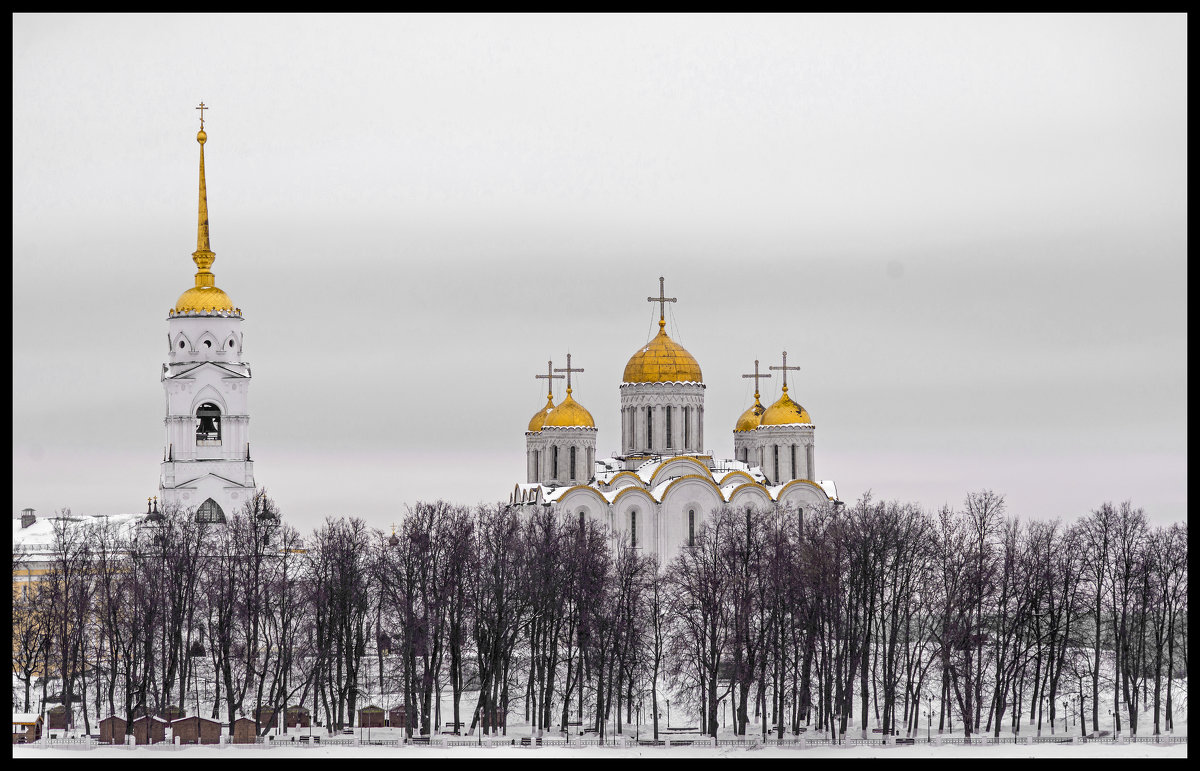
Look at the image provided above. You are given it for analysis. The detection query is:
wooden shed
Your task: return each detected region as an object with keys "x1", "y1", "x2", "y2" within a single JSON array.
[
  {"x1": 12, "y1": 713, "x2": 42, "y2": 744},
  {"x1": 286, "y1": 705, "x2": 311, "y2": 728},
  {"x1": 99, "y1": 715, "x2": 127, "y2": 744},
  {"x1": 160, "y1": 705, "x2": 186, "y2": 722},
  {"x1": 388, "y1": 704, "x2": 407, "y2": 729},
  {"x1": 46, "y1": 705, "x2": 69, "y2": 730},
  {"x1": 255, "y1": 705, "x2": 276, "y2": 728},
  {"x1": 170, "y1": 715, "x2": 221, "y2": 745},
  {"x1": 132, "y1": 715, "x2": 167, "y2": 745},
  {"x1": 358, "y1": 704, "x2": 385, "y2": 728},
  {"x1": 231, "y1": 717, "x2": 258, "y2": 744}
]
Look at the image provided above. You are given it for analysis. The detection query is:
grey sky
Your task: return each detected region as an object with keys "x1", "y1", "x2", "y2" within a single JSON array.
[{"x1": 12, "y1": 13, "x2": 1187, "y2": 534}]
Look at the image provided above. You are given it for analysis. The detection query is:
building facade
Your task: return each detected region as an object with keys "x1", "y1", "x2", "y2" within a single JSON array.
[{"x1": 512, "y1": 279, "x2": 838, "y2": 566}]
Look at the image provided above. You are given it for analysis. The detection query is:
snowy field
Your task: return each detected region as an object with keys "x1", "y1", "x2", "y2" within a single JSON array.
[{"x1": 12, "y1": 740, "x2": 1188, "y2": 758}]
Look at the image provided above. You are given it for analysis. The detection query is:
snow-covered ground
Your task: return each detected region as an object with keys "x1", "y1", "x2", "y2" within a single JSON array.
[{"x1": 12, "y1": 740, "x2": 1188, "y2": 758}]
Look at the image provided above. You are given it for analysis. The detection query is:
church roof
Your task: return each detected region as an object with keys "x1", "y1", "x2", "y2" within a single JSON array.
[
  {"x1": 622, "y1": 321, "x2": 703, "y2": 384},
  {"x1": 759, "y1": 385, "x2": 811, "y2": 426},
  {"x1": 542, "y1": 389, "x2": 595, "y2": 428}
]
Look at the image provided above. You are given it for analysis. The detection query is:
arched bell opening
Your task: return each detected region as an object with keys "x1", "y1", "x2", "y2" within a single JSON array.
[
  {"x1": 196, "y1": 497, "x2": 226, "y2": 524},
  {"x1": 195, "y1": 402, "x2": 222, "y2": 444}
]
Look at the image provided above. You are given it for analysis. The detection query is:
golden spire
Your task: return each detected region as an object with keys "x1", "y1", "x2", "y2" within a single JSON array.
[
  {"x1": 172, "y1": 103, "x2": 235, "y2": 315},
  {"x1": 192, "y1": 101, "x2": 216, "y2": 288}
]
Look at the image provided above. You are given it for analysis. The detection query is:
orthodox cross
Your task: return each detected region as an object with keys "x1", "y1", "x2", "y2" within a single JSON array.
[
  {"x1": 741, "y1": 359, "x2": 772, "y2": 398},
  {"x1": 554, "y1": 353, "x2": 584, "y2": 391},
  {"x1": 196, "y1": 101, "x2": 208, "y2": 129},
  {"x1": 647, "y1": 276, "x2": 677, "y2": 322},
  {"x1": 769, "y1": 351, "x2": 802, "y2": 389},
  {"x1": 535, "y1": 359, "x2": 564, "y2": 397}
]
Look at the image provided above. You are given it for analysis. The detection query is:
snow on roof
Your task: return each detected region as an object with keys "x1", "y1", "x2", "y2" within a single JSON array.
[
  {"x1": 13, "y1": 713, "x2": 41, "y2": 724},
  {"x1": 816, "y1": 480, "x2": 838, "y2": 500},
  {"x1": 13, "y1": 512, "x2": 145, "y2": 556}
]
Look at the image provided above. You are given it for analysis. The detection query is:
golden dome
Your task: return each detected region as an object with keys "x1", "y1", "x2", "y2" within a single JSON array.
[
  {"x1": 175, "y1": 285, "x2": 235, "y2": 313},
  {"x1": 528, "y1": 393, "x2": 556, "y2": 432},
  {"x1": 759, "y1": 385, "x2": 811, "y2": 426},
  {"x1": 543, "y1": 388, "x2": 595, "y2": 428},
  {"x1": 735, "y1": 400, "x2": 765, "y2": 432},
  {"x1": 622, "y1": 321, "x2": 703, "y2": 384}
]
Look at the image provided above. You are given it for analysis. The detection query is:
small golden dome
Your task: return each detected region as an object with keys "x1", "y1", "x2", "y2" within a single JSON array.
[
  {"x1": 543, "y1": 388, "x2": 595, "y2": 428},
  {"x1": 622, "y1": 322, "x2": 703, "y2": 384},
  {"x1": 735, "y1": 400, "x2": 765, "y2": 432},
  {"x1": 175, "y1": 285, "x2": 235, "y2": 313},
  {"x1": 197, "y1": 129, "x2": 207, "y2": 145},
  {"x1": 528, "y1": 394, "x2": 556, "y2": 432},
  {"x1": 759, "y1": 386, "x2": 812, "y2": 426}
]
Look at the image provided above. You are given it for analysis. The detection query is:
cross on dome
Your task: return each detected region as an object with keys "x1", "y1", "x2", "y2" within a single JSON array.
[
  {"x1": 196, "y1": 101, "x2": 208, "y2": 130},
  {"x1": 535, "y1": 359, "x2": 564, "y2": 398},
  {"x1": 554, "y1": 353, "x2": 584, "y2": 392},
  {"x1": 769, "y1": 351, "x2": 802, "y2": 391},
  {"x1": 647, "y1": 276, "x2": 677, "y2": 329},
  {"x1": 742, "y1": 359, "x2": 772, "y2": 399}
]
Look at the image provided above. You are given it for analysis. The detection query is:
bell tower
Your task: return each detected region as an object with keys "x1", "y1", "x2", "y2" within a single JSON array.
[{"x1": 158, "y1": 104, "x2": 256, "y2": 521}]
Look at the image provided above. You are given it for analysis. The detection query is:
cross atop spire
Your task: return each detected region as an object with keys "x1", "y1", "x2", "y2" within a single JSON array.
[
  {"x1": 769, "y1": 351, "x2": 802, "y2": 391},
  {"x1": 647, "y1": 276, "x2": 677, "y2": 330},
  {"x1": 554, "y1": 353, "x2": 585, "y2": 393},
  {"x1": 196, "y1": 101, "x2": 208, "y2": 130},
  {"x1": 741, "y1": 359, "x2": 772, "y2": 401},
  {"x1": 535, "y1": 359, "x2": 564, "y2": 399}
]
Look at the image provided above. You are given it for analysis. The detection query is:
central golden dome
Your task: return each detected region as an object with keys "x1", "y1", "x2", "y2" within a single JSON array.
[
  {"x1": 623, "y1": 322, "x2": 703, "y2": 384},
  {"x1": 759, "y1": 386, "x2": 812, "y2": 426},
  {"x1": 543, "y1": 389, "x2": 595, "y2": 428},
  {"x1": 528, "y1": 394, "x2": 556, "y2": 432}
]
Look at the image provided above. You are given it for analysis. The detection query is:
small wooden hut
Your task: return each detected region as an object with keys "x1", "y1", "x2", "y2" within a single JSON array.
[
  {"x1": 131, "y1": 715, "x2": 167, "y2": 745},
  {"x1": 231, "y1": 717, "x2": 258, "y2": 744},
  {"x1": 255, "y1": 705, "x2": 276, "y2": 728},
  {"x1": 98, "y1": 715, "x2": 127, "y2": 745},
  {"x1": 286, "y1": 705, "x2": 311, "y2": 728},
  {"x1": 46, "y1": 705, "x2": 69, "y2": 730},
  {"x1": 12, "y1": 713, "x2": 42, "y2": 744},
  {"x1": 170, "y1": 715, "x2": 221, "y2": 745},
  {"x1": 388, "y1": 705, "x2": 407, "y2": 729},
  {"x1": 358, "y1": 704, "x2": 385, "y2": 728}
]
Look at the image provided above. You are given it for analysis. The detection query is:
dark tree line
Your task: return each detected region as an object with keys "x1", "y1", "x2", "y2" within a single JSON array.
[{"x1": 13, "y1": 492, "x2": 1187, "y2": 741}]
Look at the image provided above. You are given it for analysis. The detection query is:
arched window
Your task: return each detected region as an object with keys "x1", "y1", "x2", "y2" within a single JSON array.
[
  {"x1": 196, "y1": 403, "x2": 222, "y2": 443},
  {"x1": 570, "y1": 446, "x2": 577, "y2": 480},
  {"x1": 646, "y1": 407, "x2": 653, "y2": 448},
  {"x1": 665, "y1": 406, "x2": 673, "y2": 449},
  {"x1": 552, "y1": 446, "x2": 559, "y2": 479},
  {"x1": 773, "y1": 446, "x2": 779, "y2": 483},
  {"x1": 688, "y1": 509, "x2": 695, "y2": 547},
  {"x1": 791, "y1": 445, "x2": 797, "y2": 480},
  {"x1": 579, "y1": 510, "x2": 586, "y2": 532},
  {"x1": 630, "y1": 509, "x2": 638, "y2": 549},
  {"x1": 683, "y1": 406, "x2": 690, "y2": 448},
  {"x1": 196, "y1": 498, "x2": 226, "y2": 524}
]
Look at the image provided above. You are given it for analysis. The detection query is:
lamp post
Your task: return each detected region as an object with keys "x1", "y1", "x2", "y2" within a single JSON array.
[
  {"x1": 927, "y1": 696, "x2": 932, "y2": 743},
  {"x1": 666, "y1": 699, "x2": 670, "y2": 730}
]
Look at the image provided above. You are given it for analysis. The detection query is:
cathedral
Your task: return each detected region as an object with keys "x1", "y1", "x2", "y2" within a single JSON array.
[
  {"x1": 157, "y1": 106, "x2": 257, "y2": 522},
  {"x1": 512, "y1": 279, "x2": 838, "y2": 564}
]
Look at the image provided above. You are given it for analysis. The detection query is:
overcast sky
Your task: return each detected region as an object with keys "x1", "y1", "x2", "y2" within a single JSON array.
[{"x1": 12, "y1": 13, "x2": 1187, "y2": 534}]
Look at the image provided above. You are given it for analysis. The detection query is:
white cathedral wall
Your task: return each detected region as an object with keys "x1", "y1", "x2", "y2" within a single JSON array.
[{"x1": 619, "y1": 382, "x2": 705, "y2": 454}]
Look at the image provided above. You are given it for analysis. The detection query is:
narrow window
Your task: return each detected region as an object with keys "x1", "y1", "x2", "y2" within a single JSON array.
[
  {"x1": 579, "y1": 510, "x2": 585, "y2": 532},
  {"x1": 570, "y1": 446, "x2": 577, "y2": 480},
  {"x1": 791, "y1": 445, "x2": 797, "y2": 480},
  {"x1": 684, "y1": 406, "x2": 690, "y2": 448},
  {"x1": 552, "y1": 446, "x2": 559, "y2": 479},
  {"x1": 196, "y1": 402, "x2": 222, "y2": 443},
  {"x1": 689, "y1": 509, "x2": 695, "y2": 547},
  {"x1": 666, "y1": 406, "x2": 673, "y2": 449},
  {"x1": 773, "y1": 446, "x2": 779, "y2": 484},
  {"x1": 646, "y1": 407, "x2": 653, "y2": 448},
  {"x1": 631, "y1": 510, "x2": 638, "y2": 549}
]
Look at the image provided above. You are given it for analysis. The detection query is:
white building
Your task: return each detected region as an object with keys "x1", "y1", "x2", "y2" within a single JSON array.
[
  {"x1": 512, "y1": 278, "x2": 838, "y2": 565},
  {"x1": 158, "y1": 116, "x2": 256, "y2": 522}
]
